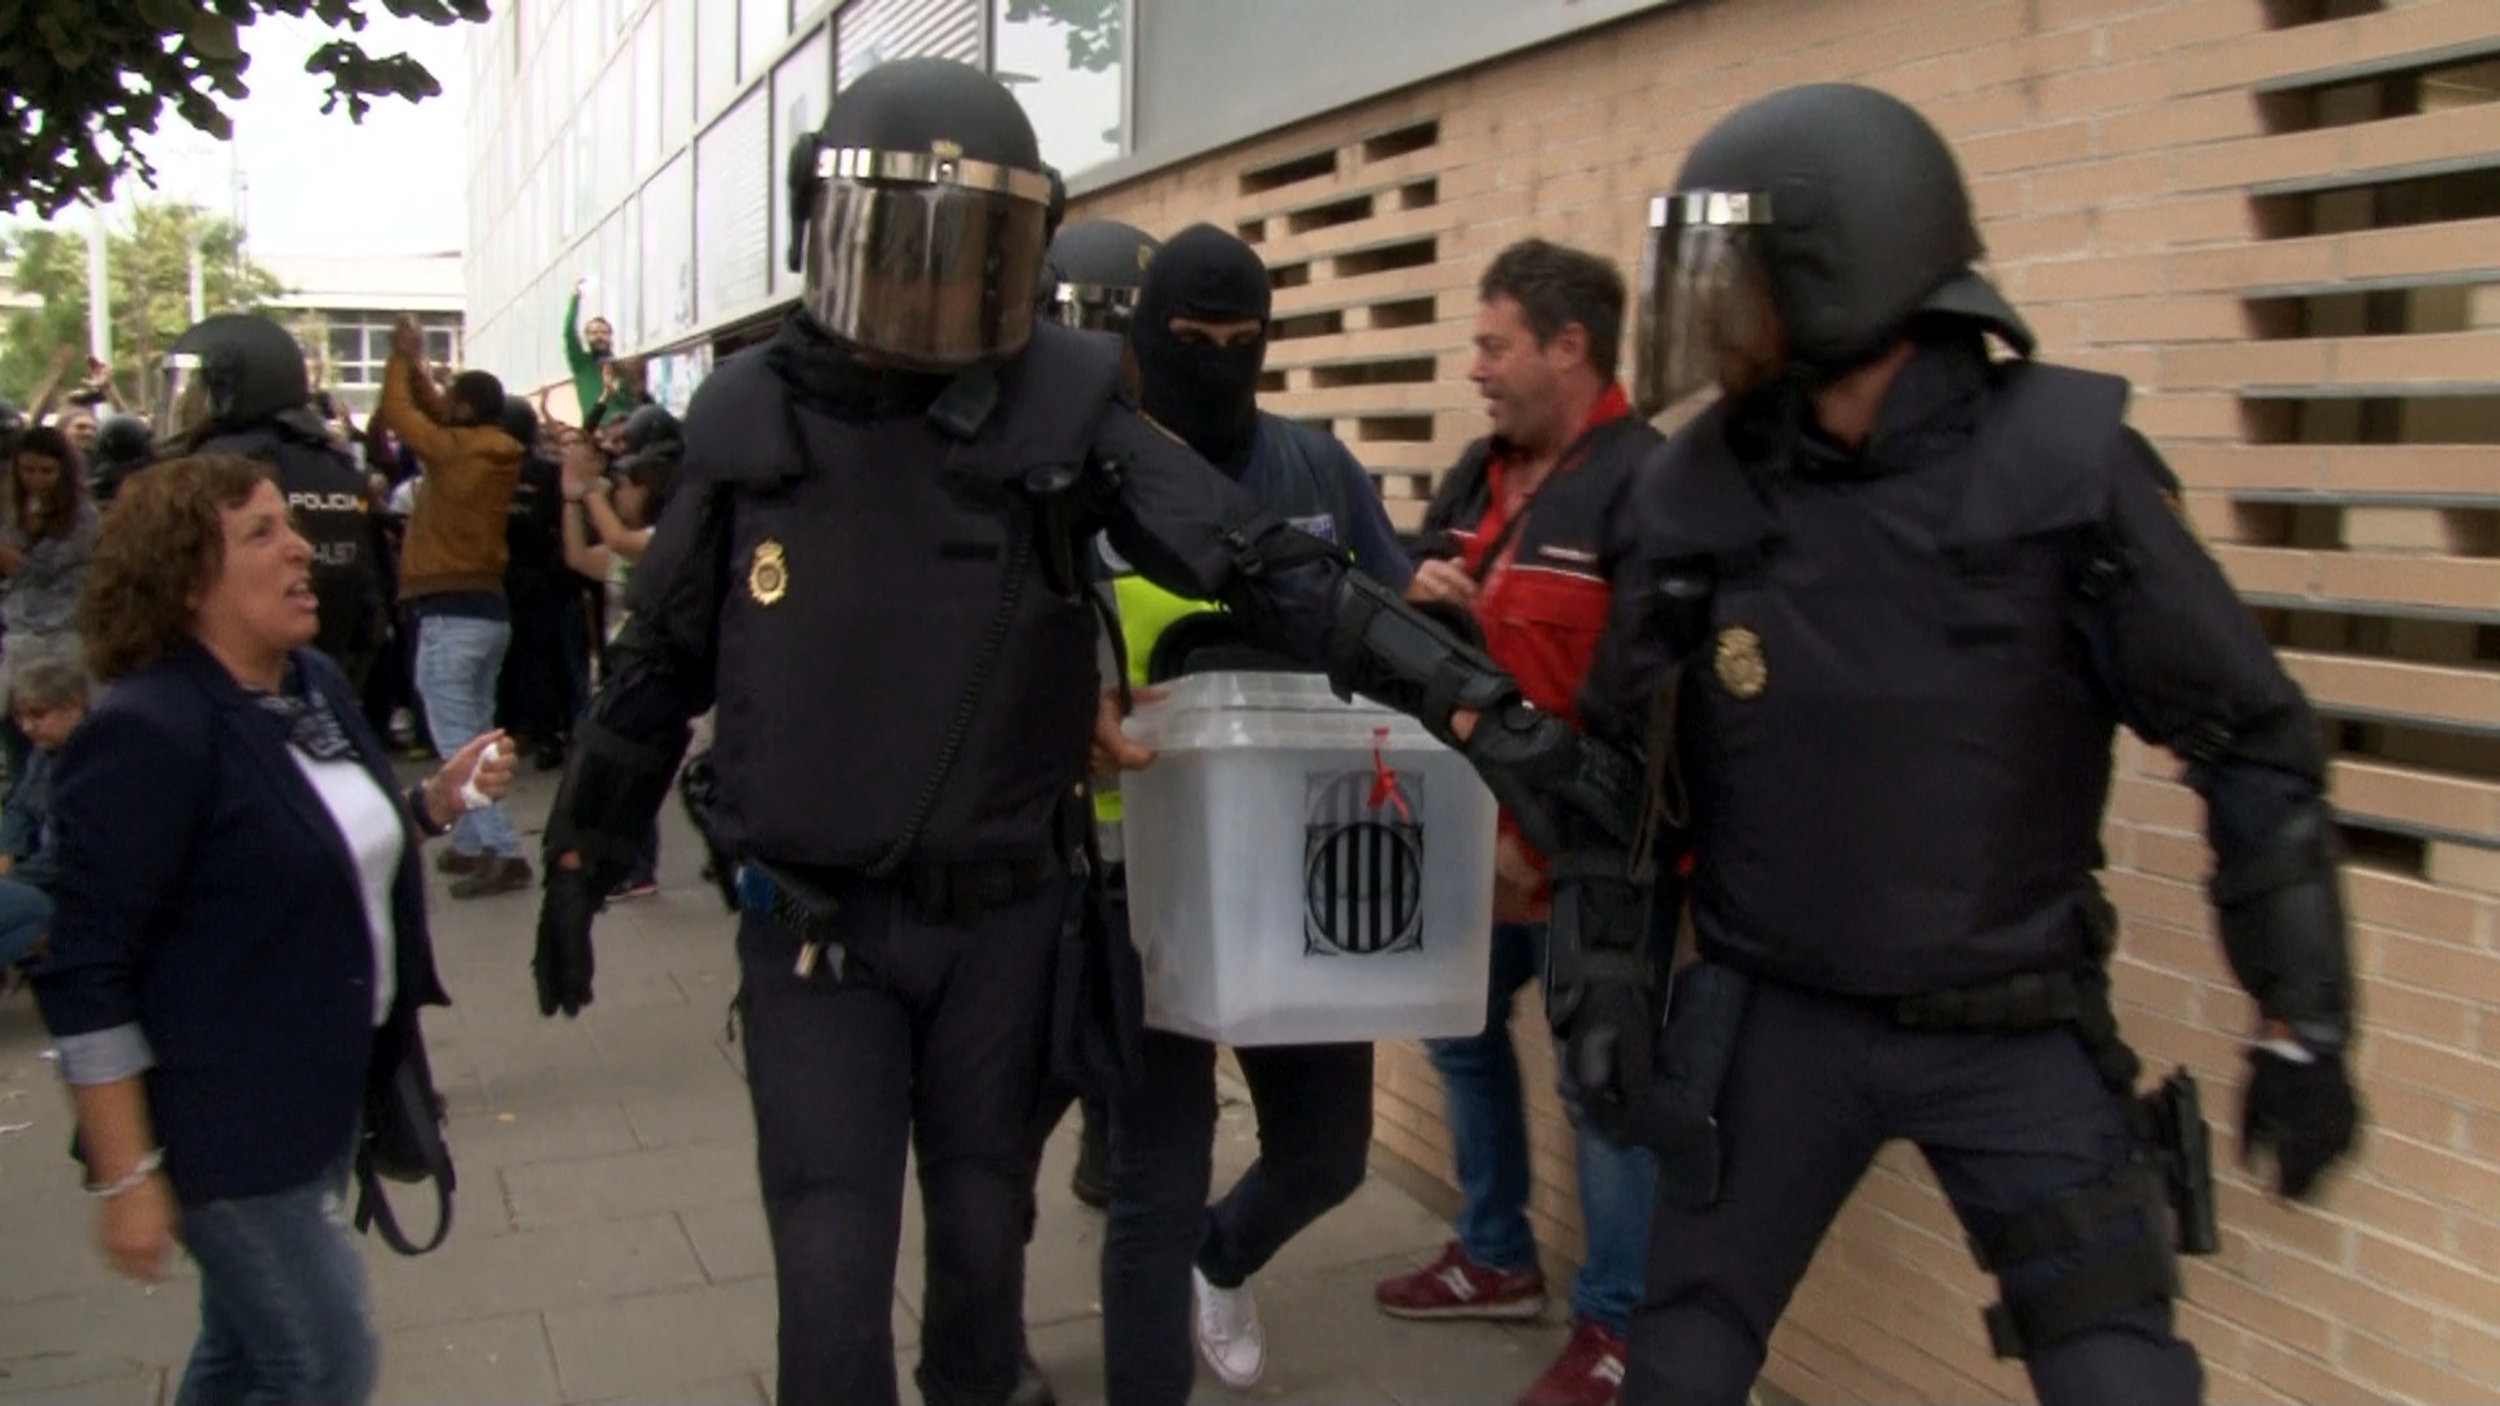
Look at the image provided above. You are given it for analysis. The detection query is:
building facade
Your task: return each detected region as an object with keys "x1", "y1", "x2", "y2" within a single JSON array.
[
  {"x1": 260, "y1": 251, "x2": 466, "y2": 416},
  {"x1": 459, "y1": 0, "x2": 1138, "y2": 405},
  {"x1": 1070, "y1": 2, "x2": 2500, "y2": 1402},
  {"x1": 466, "y1": 1, "x2": 2500, "y2": 1400}
]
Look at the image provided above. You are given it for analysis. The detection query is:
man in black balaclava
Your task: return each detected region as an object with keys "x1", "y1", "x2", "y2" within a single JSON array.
[
  {"x1": 1129, "y1": 224, "x2": 1271, "y2": 471},
  {"x1": 1094, "y1": 223, "x2": 1417, "y2": 1405}
]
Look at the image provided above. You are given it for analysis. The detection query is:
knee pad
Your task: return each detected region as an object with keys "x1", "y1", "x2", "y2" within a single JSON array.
[{"x1": 1973, "y1": 1166, "x2": 2179, "y2": 1360}]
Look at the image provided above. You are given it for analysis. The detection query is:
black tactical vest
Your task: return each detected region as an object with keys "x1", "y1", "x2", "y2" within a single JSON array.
[
  {"x1": 201, "y1": 424, "x2": 382, "y2": 670},
  {"x1": 1651, "y1": 363, "x2": 2131, "y2": 996},
  {"x1": 692, "y1": 323, "x2": 1121, "y2": 868}
]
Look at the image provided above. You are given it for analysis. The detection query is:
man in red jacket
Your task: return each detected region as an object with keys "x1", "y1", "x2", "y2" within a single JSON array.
[{"x1": 1376, "y1": 239, "x2": 1666, "y2": 1406}]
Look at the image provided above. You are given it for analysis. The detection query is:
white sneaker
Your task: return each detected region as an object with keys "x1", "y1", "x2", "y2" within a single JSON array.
[{"x1": 1192, "y1": 1265, "x2": 1267, "y2": 1389}]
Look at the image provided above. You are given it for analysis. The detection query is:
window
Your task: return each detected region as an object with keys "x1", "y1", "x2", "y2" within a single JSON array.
[
  {"x1": 698, "y1": 0, "x2": 740, "y2": 120},
  {"x1": 326, "y1": 324, "x2": 365, "y2": 379},
  {"x1": 770, "y1": 26, "x2": 832, "y2": 298},
  {"x1": 992, "y1": 0, "x2": 1127, "y2": 177},
  {"x1": 312, "y1": 314, "x2": 466, "y2": 395},
  {"x1": 837, "y1": 0, "x2": 979, "y2": 90},
  {"x1": 634, "y1": 10, "x2": 664, "y2": 181},
  {"x1": 741, "y1": 0, "x2": 789, "y2": 82},
  {"x1": 662, "y1": 0, "x2": 696, "y2": 152}
]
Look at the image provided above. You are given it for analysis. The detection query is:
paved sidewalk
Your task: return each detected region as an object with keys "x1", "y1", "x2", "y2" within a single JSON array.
[{"x1": 0, "y1": 769, "x2": 1575, "y2": 1405}]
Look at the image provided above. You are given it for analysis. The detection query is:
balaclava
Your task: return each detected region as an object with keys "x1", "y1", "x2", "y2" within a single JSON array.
[{"x1": 1132, "y1": 223, "x2": 1271, "y2": 470}]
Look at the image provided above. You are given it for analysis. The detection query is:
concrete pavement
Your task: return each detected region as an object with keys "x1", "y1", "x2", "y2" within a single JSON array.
[{"x1": 0, "y1": 768, "x2": 1576, "y2": 1405}]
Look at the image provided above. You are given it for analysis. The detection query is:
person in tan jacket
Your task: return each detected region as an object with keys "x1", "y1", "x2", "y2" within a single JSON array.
[{"x1": 376, "y1": 316, "x2": 531, "y2": 898}]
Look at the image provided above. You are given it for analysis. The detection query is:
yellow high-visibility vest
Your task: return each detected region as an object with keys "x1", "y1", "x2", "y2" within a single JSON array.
[{"x1": 1094, "y1": 573, "x2": 1219, "y2": 824}]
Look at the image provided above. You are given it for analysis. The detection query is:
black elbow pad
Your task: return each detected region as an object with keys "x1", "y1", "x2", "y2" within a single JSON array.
[
  {"x1": 2210, "y1": 800, "x2": 2353, "y2": 1044},
  {"x1": 1324, "y1": 570, "x2": 1519, "y2": 741}
]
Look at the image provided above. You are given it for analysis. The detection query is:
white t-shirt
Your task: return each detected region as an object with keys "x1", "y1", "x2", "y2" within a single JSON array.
[{"x1": 289, "y1": 749, "x2": 407, "y2": 1027}]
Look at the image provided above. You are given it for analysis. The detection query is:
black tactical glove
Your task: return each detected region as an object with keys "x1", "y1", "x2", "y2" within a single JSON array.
[
  {"x1": 1558, "y1": 960, "x2": 1750, "y2": 1209},
  {"x1": 1462, "y1": 710, "x2": 1643, "y2": 860},
  {"x1": 1556, "y1": 977, "x2": 1655, "y2": 1144},
  {"x1": 534, "y1": 867, "x2": 602, "y2": 1018},
  {"x1": 2240, "y1": 1043, "x2": 2359, "y2": 1200}
]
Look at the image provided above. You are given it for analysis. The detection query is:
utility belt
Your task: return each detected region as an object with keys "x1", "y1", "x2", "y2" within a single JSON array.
[
  {"x1": 679, "y1": 753, "x2": 1073, "y2": 935},
  {"x1": 1893, "y1": 947, "x2": 2218, "y2": 1362},
  {"x1": 736, "y1": 852, "x2": 1060, "y2": 931}
]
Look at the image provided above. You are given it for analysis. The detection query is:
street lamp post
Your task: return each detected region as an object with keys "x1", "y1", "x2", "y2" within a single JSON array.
[{"x1": 86, "y1": 203, "x2": 112, "y2": 368}]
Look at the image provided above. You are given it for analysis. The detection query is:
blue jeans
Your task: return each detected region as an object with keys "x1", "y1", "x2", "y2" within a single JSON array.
[
  {"x1": 414, "y1": 613, "x2": 520, "y2": 859},
  {"x1": 1425, "y1": 921, "x2": 1656, "y2": 1332},
  {"x1": 0, "y1": 877, "x2": 49, "y2": 969},
  {"x1": 173, "y1": 1159, "x2": 378, "y2": 1406}
]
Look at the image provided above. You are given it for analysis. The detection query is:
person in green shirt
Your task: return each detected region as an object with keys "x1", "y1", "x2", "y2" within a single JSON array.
[{"x1": 561, "y1": 282, "x2": 650, "y2": 430}]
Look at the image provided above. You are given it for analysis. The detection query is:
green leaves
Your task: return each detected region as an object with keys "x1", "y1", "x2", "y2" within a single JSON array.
[
  {"x1": 0, "y1": 198, "x2": 288, "y2": 406},
  {"x1": 0, "y1": 0, "x2": 488, "y2": 214},
  {"x1": 133, "y1": 0, "x2": 191, "y2": 30}
]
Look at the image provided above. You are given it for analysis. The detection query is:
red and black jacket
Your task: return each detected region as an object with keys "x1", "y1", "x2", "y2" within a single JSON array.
[{"x1": 1414, "y1": 387, "x2": 1662, "y2": 729}]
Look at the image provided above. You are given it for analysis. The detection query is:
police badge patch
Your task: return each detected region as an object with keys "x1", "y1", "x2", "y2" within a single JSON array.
[
  {"x1": 1714, "y1": 625, "x2": 1767, "y2": 699},
  {"x1": 749, "y1": 541, "x2": 789, "y2": 606}
]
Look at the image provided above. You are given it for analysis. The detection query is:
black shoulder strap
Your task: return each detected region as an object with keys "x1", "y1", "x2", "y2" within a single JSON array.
[
  {"x1": 355, "y1": 1154, "x2": 453, "y2": 1256},
  {"x1": 353, "y1": 1052, "x2": 455, "y2": 1256}
]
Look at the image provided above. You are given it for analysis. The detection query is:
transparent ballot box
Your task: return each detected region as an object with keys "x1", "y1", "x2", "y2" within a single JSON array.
[{"x1": 1119, "y1": 673, "x2": 1498, "y2": 1046}]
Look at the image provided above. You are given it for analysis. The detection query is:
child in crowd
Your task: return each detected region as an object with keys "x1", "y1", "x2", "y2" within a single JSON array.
[{"x1": 0, "y1": 658, "x2": 86, "y2": 988}]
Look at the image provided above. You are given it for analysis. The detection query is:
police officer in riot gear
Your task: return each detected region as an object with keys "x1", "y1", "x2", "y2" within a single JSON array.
[
  {"x1": 1044, "y1": 218, "x2": 1160, "y2": 336},
  {"x1": 168, "y1": 314, "x2": 388, "y2": 689},
  {"x1": 87, "y1": 413, "x2": 156, "y2": 504},
  {"x1": 612, "y1": 402, "x2": 683, "y2": 460},
  {"x1": 530, "y1": 58, "x2": 1485, "y2": 1406},
  {"x1": 1034, "y1": 216, "x2": 1159, "y2": 1220},
  {"x1": 1373, "y1": 83, "x2": 2358, "y2": 1406}
]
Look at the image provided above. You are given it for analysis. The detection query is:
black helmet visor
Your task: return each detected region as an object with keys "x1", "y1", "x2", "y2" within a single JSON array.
[
  {"x1": 802, "y1": 147, "x2": 1053, "y2": 369},
  {"x1": 1635, "y1": 190, "x2": 1779, "y2": 418}
]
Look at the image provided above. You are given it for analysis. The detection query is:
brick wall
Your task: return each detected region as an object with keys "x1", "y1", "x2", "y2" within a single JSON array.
[{"x1": 1075, "y1": 0, "x2": 2500, "y2": 1399}]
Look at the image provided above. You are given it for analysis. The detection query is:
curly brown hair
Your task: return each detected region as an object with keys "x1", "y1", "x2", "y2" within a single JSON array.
[{"x1": 81, "y1": 454, "x2": 272, "y2": 683}]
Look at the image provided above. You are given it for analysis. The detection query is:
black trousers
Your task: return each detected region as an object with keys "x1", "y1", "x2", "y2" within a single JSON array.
[
  {"x1": 1626, "y1": 980, "x2": 2203, "y2": 1406},
  {"x1": 496, "y1": 576, "x2": 572, "y2": 743},
  {"x1": 1100, "y1": 1029, "x2": 1374, "y2": 1406},
  {"x1": 737, "y1": 874, "x2": 1066, "y2": 1406}
]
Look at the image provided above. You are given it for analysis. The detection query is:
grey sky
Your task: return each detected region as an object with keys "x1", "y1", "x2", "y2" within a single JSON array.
[{"x1": 124, "y1": 12, "x2": 471, "y2": 256}]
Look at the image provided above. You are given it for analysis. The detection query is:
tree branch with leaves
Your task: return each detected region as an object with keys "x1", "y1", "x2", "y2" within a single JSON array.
[{"x1": 0, "y1": 0, "x2": 491, "y2": 215}]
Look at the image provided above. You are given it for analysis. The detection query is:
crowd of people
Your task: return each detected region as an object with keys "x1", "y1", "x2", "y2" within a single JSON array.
[
  {"x1": 0, "y1": 266, "x2": 672, "y2": 1404},
  {"x1": 2, "y1": 54, "x2": 2366, "y2": 1406}
]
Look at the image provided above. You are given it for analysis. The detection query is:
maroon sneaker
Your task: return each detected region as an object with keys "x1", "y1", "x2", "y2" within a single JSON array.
[
  {"x1": 1375, "y1": 1241, "x2": 1547, "y2": 1321},
  {"x1": 1517, "y1": 1317, "x2": 1628, "y2": 1406}
]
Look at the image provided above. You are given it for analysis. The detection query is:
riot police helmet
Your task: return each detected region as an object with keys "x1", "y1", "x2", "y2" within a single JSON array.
[
  {"x1": 164, "y1": 313, "x2": 313, "y2": 437},
  {"x1": 782, "y1": 57, "x2": 1058, "y2": 370},
  {"x1": 499, "y1": 397, "x2": 542, "y2": 453},
  {"x1": 616, "y1": 403, "x2": 682, "y2": 456},
  {"x1": 1633, "y1": 83, "x2": 2033, "y2": 416},
  {"x1": 1043, "y1": 219, "x2": 1160, "y2": 333},
  {"x1": 93, "y1": 414, "x2": 155, "y2": 470}
]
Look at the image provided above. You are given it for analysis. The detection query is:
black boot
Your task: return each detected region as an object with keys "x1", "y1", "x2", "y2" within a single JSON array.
[{"x1": 1069, "y1": 1099, "x2": 1110, "y2": 1210}]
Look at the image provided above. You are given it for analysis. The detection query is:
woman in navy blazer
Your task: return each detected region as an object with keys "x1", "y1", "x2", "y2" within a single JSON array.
[{"x1": 32, "y1": 454, "x2": 513, "y2": 1406}]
